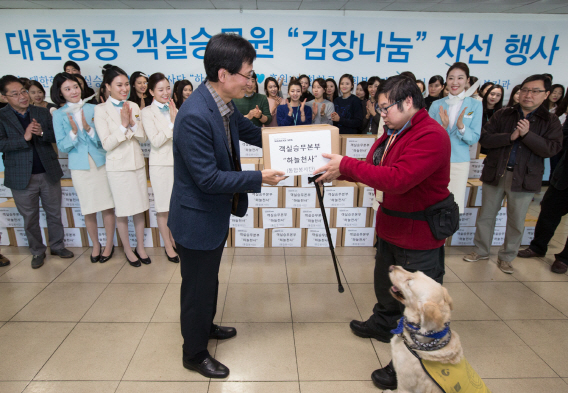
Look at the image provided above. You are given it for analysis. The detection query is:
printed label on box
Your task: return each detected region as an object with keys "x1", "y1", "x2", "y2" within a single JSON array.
[
  {"x1": 343, "y1": 228, "x2": 375, "y2": 247},
  {"x1": 59, "y1": 158, "x2": 71, "y2": 179},
  {"x1": 299, "y1": 208, "x2": 330, "y2": 228},
  {"x1": 262, "y1": 208, "x2": 293, "y2": 229},
  {"x1": 140, "y1": 141, "x2": 151, "y2": 158},
  {"x1": 469, "y1": 143, "x2": 478, "y2": 160},
  {"x1": 300, "y1": 174, "x2": 332, "y2": 188},
  {"x1": 149, "y1": 206, "x2": 158, "y2": 228},
  {"x1": 265, "y1": 175, "x2": 295, "y2": 187},
  {"x1": 306, "y1": 228, "x2": 338, "y2": 247},
  {"x1": 468, "y1": 159, "x2": 484, "y2": 179},
  {"x1": 492, "y1": 227, "x2": 506, "y2": 246},
  {"x1": 361, "y1": 187, "x2": 374, "y2": 208},
  {"x1": 88, "y1": 228, "x2": 119, "y2": 247},
  {"x1": 128, "y1": 227, "x2": 154, "y2": 248},
  {"x1": 522, "y1": 227, "x2": 535, "y2": 246},
  {"x1": 345, "y1": 138, "x2": 375, "y2": 159},
  {"x1": 286, "y1": 188, "x2": 316, "y2": 208},
  {"x1": 371, "y1": 209, "x2": 377, "y2": 228},
  {"x1": 249, "y1": 187, "x2": 279, "y2": 208},
  {"x1": 0, "y1": 208, "x2": 25, "y2": 227},
  {"x1": 147, "y1": 187, "x2": 155, "y2": 207},
  {"x1": 495, "y1": 207, "x2": 507, "y2": 227},
  {"x1": 268, "y1": 130, "x2": 332, "y2": 176},
  {"x1": 0, "y1": 178, "x2": 13, "y2": 198},
  {"x1": 230, "y1": 208, "x2": 255, "y2": 228},
  {"x1": 63, "y1": 227, "x2": 83, "y2": 247},
  {"x1": 450, "y1": 227, "x2": 476, "y2": 246},
  {"x1": 271, "y1": 228, "x2": 302, "y2": 247},
  {"x1": 473, "y1": 186, "x2": 483, "y2": 206},
  {"x1": 0, "y1": 227, "x2": 9, "y2": 246},
  {"x1": 322, "y1": 187, "x2": 355, "y2": 208},
  {"x1": 40, "y1": 208, "x2": 69, "y2": 228},
  {"x1": 234, "y1": 228, "x2": 265, "y2": 248},
  {"x1": 72, "y1": 208, "x2": 102, "y2": 228},
  {"x1": 241, "y1": 163, "x2": 256, "y2": 171},
  {"x1": 14, "y1": 227, "x2": 46, "y2": 246},
  {"x1": 459, "y1": 208, "x2": 478, "y2": 228},
  {"x1": 61, "y1": 187, "x2": 81, "y2": 208},
  {"x1": 336, "y1": 208, "x2": 367, "y2": 228},
  {"x1": 240, "y1": 141, "x2": 263, "y2": 158},
  {"x1": 464, "y1": 186, "x2": 471, "y2": 208}
]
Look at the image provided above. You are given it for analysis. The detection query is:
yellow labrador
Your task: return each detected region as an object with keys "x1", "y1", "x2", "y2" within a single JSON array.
[{"x1": 385, "y1": 266, "x2": 489, "y2": 393}]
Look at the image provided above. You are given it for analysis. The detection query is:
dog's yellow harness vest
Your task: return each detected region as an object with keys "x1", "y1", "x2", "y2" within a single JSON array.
[{"x1": 420, "y1": 357, "x2": 491, "y2": 393}]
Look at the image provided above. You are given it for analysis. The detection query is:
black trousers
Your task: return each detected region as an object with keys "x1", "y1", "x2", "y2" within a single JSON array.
[
  {"x1": 366, "y1": 237, "x2": 445, "y2": 334},
  {"x1": 178, "y1": 237, "x2": 227, "y2": 359},
  {"x1": 529, "y1": 184, "x2": 568, "y2": 264}
]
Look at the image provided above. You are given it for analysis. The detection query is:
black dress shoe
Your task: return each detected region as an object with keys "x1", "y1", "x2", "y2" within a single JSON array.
[
  {"x1": 50, "y1": 248, "x2": 74, "y2": 258},
  {"x1": 133, "y1": 248, "x2": 151, "y2": 265},
  {"x1": 90, "y1": 243, "x2": 101, "y2": 263},
  {"x1": 209, "y1": 325, "x2": 237, "y2": 340},
  {"x1": 371, "y1": 361, "x2": 397, "y2": 390},
  {"x1": 0, "y1": 254, "x2": 10, "y2": 267},
  {"x1": 165, "y1": 250, "x2": 179, "y2": 263},
  {"x1": 350, "y1": 320, "x2": 392, "y2": 343},
  {"x1": 100, "y1": 245, "x2": 114, "y2": 263},
  {"x1": 31, "y1": 253, "x2": 46, "y2": 269},
  {"x1": 127, "y1": 254, "x2": 141, "y2": 268},
  {"x1": 183, "y1": 355, "x2": 229, "y2": 379}
]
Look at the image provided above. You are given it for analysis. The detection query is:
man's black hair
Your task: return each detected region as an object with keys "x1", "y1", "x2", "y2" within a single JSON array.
[
  {"x1": 521, "y1": 74, "x2": 552, "y2": 92},
  {"x1": 204, "y1": 34, "x2": 257, "y2": 83},
  {"x1": 376, "y1": 74, "x2": 425, "y2": 110},
  {"x1": 0, "y1": 75, "x2": 23, "y2": 95}
]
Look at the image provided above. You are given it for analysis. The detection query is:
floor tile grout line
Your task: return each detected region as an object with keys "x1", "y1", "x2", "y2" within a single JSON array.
[
  {"x1": 218, "y1": 253, "x2": 235, "y2": 327},
  {"x1": 516, "y1": 279, "x2": 568, "y2": 319},
  {"x1": 284, "y1": 251, "x2": 303, "y2": 392},
  {"x1": 0, "y1": 254, "x2": 33, "y2": 278},
  {"x1": 117, "y1": 321, "x2": 151, "y2": 384}
]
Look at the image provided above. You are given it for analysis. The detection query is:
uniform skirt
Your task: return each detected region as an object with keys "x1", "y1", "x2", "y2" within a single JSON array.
[
  {"x1": 149, "y1": 165, "x2": 174, "y2": 213},
  {"x1": 71, "y1": 155, "x2": 115, "y2": 215},
  {"x1": 107, "y1": 167, "x2": 149, "y2": 217},
  {"x1": 449, "y1": 161, "x2": 470, "y2": 214}
]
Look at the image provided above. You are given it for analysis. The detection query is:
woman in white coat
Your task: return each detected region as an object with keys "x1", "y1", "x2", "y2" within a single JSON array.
[
  {"x1": 141, "y1": 73, "x2": 179, "y2": 263},
  {"x1": 94, "y1": 65, "x2": 150, "y2": 268}
]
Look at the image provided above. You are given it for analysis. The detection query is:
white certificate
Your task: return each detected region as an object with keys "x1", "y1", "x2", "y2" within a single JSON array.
[{"x1": 269, "y1": 130, "x2": 332, "y2": 176}]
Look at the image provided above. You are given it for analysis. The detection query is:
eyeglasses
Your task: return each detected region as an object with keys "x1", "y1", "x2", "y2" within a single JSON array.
[
  {"x1": 519, "y1": 88, "x2": 546, "y2": 95},
  {"x1": 235, "y1": 70, "x2": 255, "y2": 81},
  {"x1": 378, "y1": 99, "x2": 402, "y2": 115},
  {"x1": 4, "y1": 90, "x2": 29, "y2": 98}
]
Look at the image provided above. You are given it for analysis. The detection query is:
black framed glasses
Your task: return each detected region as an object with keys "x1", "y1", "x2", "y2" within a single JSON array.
[
  {"x1": 519, "y1": 88, "x2": 546, "y2": 95},
  {"x1": 4, "y1": 89, "x2": 29, "y2": 98},
  {"x1": 235, "y1": 70, "x2": 256, "y2": 81},
  {"x1": 378, "y1": 99, "x2": 402, "y2": 115}
]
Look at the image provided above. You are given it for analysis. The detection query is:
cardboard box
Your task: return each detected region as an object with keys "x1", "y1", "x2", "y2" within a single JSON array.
[
  {"x1": 40, "y1": 208, "x2": 69, "y2": 228},
  {"x1": 340, "y1": 134, "x2": 377, "y2": 158},
  {"x1": 463, "y1": 185, "x2": 471, "y2": 208},
  {"x1": 71, "y1": 208, "x2": 104, "y2": 228},
  {"x1": 285, "y1": 187, "x2": 317, "y2": 208},
  {"x1": 240, "y1": 140, "x2": 263, "y2": 158},
  {"x1": 264, "y1": 175, "x2": 296, "y2": 187},
  {"x1": 45, "y1": 227, "x2": 86, "y2": 247},
  {"x1": 232, "y1": 228, "x2": 268, "y2": 248},
  {"x1": 335, "y1": 207, "x2": 368, "y2": 228},
  {"x1": 230, "y1": 208, "x2": 258, "y2": 228},
  {"x1": 61, "y1": 187, "x2": 81, "y2": 208},
  {"x1": 259, "y1": 208, "x2": 296, "y2": 229},
  {"x1": 126, "y1": 227, "x2": 155, "y2": 248},
  {"x1": 468, "y1": 179, "x2": 505, "y2": 207},
  {"x1": 6, "y1": 228, "x2": 16, "y2": 246},
  {"x1": 14, "y1": 227, "x2": 46, "y2": 247},
  {"x1": 248, "y1": 187, "x2": 282, "y2": 208},
  {"x1": 342, "y1": 227, "x2": 376, "y2": 247},
  {"x1": 305, "y1": 228, "x2": 342, "y2": 248},
  {"x1": 469, "y1": 143, "x2": 481, "y2": 160},
  {"x1": 59, "y1": 158, "x2": 71, "y2": 179},
  {"x1": 225, "y1": 229, "x2": 233, "y2": 248},
  {"x1": 299, "y1": 174, "x2": 333, "y2": 188},
  {"x1": 468, "y1": 159, "x2": 484, "y2": 179},
  {"x1": 269, "y1": 228, "x2": 305, "y2": 247},
  {"x1": 459, "y1": 207, "x2": 479, "y2": 228},
  {"x1": 316, "y1": 181, "x2": 358, "y2": 208},
  {"x1": 357, "y1": 183, "x2": 375, "y2": 208},
  {"x1": 0, "y1": 174, "x2": 13, "y2": 198},
  {"x1": 262, "y1": 124, "x2": 340, "y2": 175},
  {"x1": 448, "y1": 226, "x2": 506, "y2": 247},
  {"x1": 0, "y1": 207, "x2": 25, "y2": 227},
  {"x1": 521, "y1": 227, "x2": 535, "y2": 246},
  {"x1": 0, "y1": 227, "x2": 10, "y2": 246},
  {"x1": 87, "y1": 228, "x2": 119, "y2": 247},
  {"x1": 241, "y1": 158, "x2": 260, "y2": 171},
  {"x1": 297, "y1": 208, "x2": 333, "y2": 229},
  {"x1": 368, "y1": 208, "x2": 377, "y2": 228}
]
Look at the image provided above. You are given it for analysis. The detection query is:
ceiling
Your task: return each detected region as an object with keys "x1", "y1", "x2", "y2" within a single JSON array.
[{"x1": 1, "y1": 0, "x2": 568, "y2": 14}]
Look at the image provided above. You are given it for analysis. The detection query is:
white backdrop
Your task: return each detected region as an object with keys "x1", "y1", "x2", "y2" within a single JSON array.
[{"x1": 0, "y1": 9, "x2": 567, "y2": 99}]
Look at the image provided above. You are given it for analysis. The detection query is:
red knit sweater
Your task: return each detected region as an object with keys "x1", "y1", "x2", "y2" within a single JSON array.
[{"x1": 339, "y1": 108, "x2": 451, "y2": 250}]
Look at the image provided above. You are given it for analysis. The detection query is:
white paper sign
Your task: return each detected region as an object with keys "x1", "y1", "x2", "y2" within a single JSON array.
[
  {"x1": 248, "y1": 187, "x2": 279, "y2": 208},
  {"x1": 271, "y1": 228, "x2": 302, "y2": 247},
  {"x1": 140, "y1": 141, "x2": 151, "y2": 158},
  {"x1": 371, "y1": 209, "x2": 377, "y2": 228},
  {"x1": 126, "y1": 227, "x2": 154, "y2": 248},
  {"x1": 299, "y1": 208, "x2": 330, "y2": 229},
  {"x1": 492, "y1": 227, "x2": 507, "y2": 246},
  {"x1": 345, "y1": 138, "x2": 376, "y2": 159},
  {"x1": 71, "y1": 208, "x2": 102, "y2": 228},
  {"x1": 361, "y1": 187, "x2": 375, "y2": 208},
  {"x1": 469, "y1": 143, "x2": 479, "y2": 160},
  {"x1": 300, "y1": 174, "x2": 332, "y2": 188},
  {"x1": 14, "y1": 227, "x2": 46, "y2": 246},
  {"x1": 468, "y1": 159, "x2": 484, "y2": 179},
  {"x1": 240, "y1": 141, "x2": 263, "y2": 158},
  {"x1": 59, "y1": 158, "x2": 71, "y2": 179},
  {"x1": 264, "y1": 175, "x2": 295, "y2": 187},
  {"x1": 61, "y1": 187, "x2": 81, "y2": 208},
  {"x1": 473, "y1": 186, "x2": 483, "y2": 207},
  {"x1": 268, "y1": 130, "x2": 332, "y2": 176},
  {"x1": 0, "y1": 208, "x2": 24, "y2": 227},
  {"x1": 0, "y1": 227, "x2": 10, "y2": 246},
  {"x1": 262, "y1": 208, "x2": 293, "y2": 229},
  {"x1": 464, "y1": 186, "x2": 471, "y2": 208},
  {"x1": 285, "y1": 188, "x2": 316, "y2": 208},
  {"x1": 322, "y1": 187, "x2": 355, "y2": 208},
  {"x1": 459, "y1": 208, "x2": 478, "y2": 228},
  {"x1": 241, "y1": 163, "x2": 256, "y2": 171},
  {"x1": 147, "y1": 187, "x2": 155, "y2": 207},
  {"x1": 450, "y1": 227, "x2": 477, "y2": 246},
  {"x1": 336, "y1": 208, "x2": 367, "y2": 228},
  {"x1": 148, "y1": 206, "x2": 158, "y2": 228},
  {"x1": 0, "y1": 178, "x2": 13, "y2": 198},
  {"x1": 88, "y1": 228, "x2": 119, "y2": 247},
  {"x1": 234, "y1": 228, "x2": 265, "y2": 248},
  {"x1": 306, "y1": 228, "x2": 338, "y2": 248},
  {"x1": 343, "y1": 228, "x2": 375, "y2": 247},
  {"x1": 63, "y1": 228, "x2": 83, "y2": 247},
  {"x1": 495, "y1": 207, "x2": 507, "y2": 227},
  {"x1": 230, "y1": 208, "x2": 255, "y2": 228},
  {"x1": 40, "y1": 208, "x2": 69, "y2": 228},
  {"x1": 522, "y1": 227, "x2": 535, "y2": 246}
]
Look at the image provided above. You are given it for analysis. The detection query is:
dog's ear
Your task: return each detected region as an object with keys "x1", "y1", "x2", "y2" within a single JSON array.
[
  {"x1": 421, "y1": 301, "x2": 445, "y2": 331},
  {"x1": 442, "y1": 287, "x2": 454, "y2": 311}
]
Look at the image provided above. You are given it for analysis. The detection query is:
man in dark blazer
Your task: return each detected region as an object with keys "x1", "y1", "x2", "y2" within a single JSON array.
[
  {"x1": 168, "y1": 34, "x2": 285, "y2": 379},
  {"x1": 0, "y1": 75, "x2": 74, "y2": 269}
]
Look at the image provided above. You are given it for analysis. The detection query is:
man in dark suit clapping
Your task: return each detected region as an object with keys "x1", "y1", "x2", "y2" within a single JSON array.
[
  {"x1": 168, "y1": 34, "x2": 285, "y2": 379},
  {"x1": 0, "y1": 75, "x2": 74, "y2": 269}
]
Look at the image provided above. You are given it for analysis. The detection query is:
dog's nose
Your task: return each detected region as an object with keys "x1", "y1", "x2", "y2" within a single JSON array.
[{"x1": 389, "y1": 265, "x2": 395, "y2": 272}]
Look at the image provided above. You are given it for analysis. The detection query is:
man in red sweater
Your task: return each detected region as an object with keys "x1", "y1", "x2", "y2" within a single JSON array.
[{"x1": 314, "y1": 75, "x2": 451, "y2": 390}]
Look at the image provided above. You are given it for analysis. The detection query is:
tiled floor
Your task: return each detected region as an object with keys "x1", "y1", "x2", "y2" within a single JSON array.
[{"x1": 0, "y1": 199, "x2": 567, "y2": 392}]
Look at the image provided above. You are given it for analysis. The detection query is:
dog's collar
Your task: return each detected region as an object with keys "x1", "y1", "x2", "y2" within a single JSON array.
[{"x1": 391, "y1": 317, "x2": 452, "y2": 352}]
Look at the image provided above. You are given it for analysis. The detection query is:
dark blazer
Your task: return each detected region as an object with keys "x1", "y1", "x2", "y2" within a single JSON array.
[
  {"x1": 0, "y1": 105, "x2": 62, "y2": 190},
  {"x1": 168, "y1": 83, "x2": 263, "y2": 251},
  {"x1": 550, "y1": 119, "x2": 568, "y2": 190}
]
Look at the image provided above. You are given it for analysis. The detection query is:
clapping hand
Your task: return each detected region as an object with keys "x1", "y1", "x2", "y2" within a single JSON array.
[
  {"x1": 169, "y1": 98, "x2": 178, "y2": 123},
  {"x1": 330, "y1": 112, "x2": 340, "y2": 122},
  {"x1": 438, "y1": 106, "x2": 449, "y2": 129},
  {"x1": 67, "y1": 114, "x2": 78, "y2": 135},
  {"x1": 121, "y1": 101, "x2": 133, "y2": 128},
  {"x1": 456, "y1": 107, "x2": 467, "y2": 130}
]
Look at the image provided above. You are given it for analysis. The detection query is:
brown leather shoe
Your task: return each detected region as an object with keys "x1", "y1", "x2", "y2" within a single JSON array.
[
  {"x1": 517, "y1": 248, "x2": 545, "y2": 258},
  {"x1": 551, "y1": 260, "x2": 568, "y2": 274}
]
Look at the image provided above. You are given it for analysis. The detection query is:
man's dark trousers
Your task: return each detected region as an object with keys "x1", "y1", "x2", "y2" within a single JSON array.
[{"x1": 366, "y1": 237, "x2": 446, "y2": 334}]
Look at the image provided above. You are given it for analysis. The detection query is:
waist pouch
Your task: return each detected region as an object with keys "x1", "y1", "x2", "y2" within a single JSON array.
[{"x1": 380, "y1": 193, "x2": 460, "y2": 240}]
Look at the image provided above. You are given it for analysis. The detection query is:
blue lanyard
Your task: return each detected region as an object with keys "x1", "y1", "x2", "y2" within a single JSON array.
[{"x1": 292, "y1": 106, "x2": 300, "y2": 126}]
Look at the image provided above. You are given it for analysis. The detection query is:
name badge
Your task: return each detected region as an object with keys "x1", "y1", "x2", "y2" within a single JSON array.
[{"x1": 464, "y1": 111, "x2": 474, "y2": 119}]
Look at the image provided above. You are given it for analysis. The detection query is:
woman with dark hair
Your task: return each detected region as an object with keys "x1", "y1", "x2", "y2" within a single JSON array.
[
  {"x1": 468, "y1": 76, "x2": 479, "y2": 99},
  {"x1": 442, "y1": 83, "x2": 449, "y2": 97},
  {"x1": 425, "y1": 75, "x2": 444, "y2": 110},
  {"x1": 73, "y1": 74, "x2": 97, "y2": 103},
  {"x1": 476, "y1": 81, "x2": 494, "y2": 102},
  {"x1": 361, "y1": 77, "x2": 385, "y2": 136},
  {"x1": 415, "y1": 80, "x2": 426, "y2": 94},
  {"x1": 128, "y1": 71, "x2": 152, "y2": 109},
  {"x1": 27, "y1": 80, "x2": 57, "y2": 112},
  {"x1": 276, "y1": 78, "x2": 312, "y2": 126},
  {"x1": 507, "y1": 85, "x2": 521, "y2": 107},
  {"x1": 331, "y1": 74, "x2": 363, "y2": 134},
  {"x1": 356, "y1": 81, "x2": 369, "y2": 101},
  {"x1": 172, "y1": 80, "x2": 181, "y2": 101},
  {"x1": 545, "y1": 84, "x2": 565, "y2": 114},
  {"x1": 174, "y1": 80, "x2": 193, "y2": 109},
  {"x1": 326, "y1": 78, "x2": 338, "y2": 102},
  {"x1": 98, "y1": 64, "x2": 113, "y2": 104},
  {"x1": 299, "y1": 74, "x2": 314, "y2": 102},
  {"x1": 482, "y1": 84, "x2": 504, "y2": 127},
  {"x1": 429, "y1": 62, "x2": 482, "y2": 213},
  {"x1": 141, "y1": 73, "x2": 179, "y2": 263},
  {"x1": 264, "y1": 76, "x2": 283, "y2": 127},
  {"x1": 94, "y1": 65, "x2": 149, "y2": 268},
  {"x1": 233, "y1": 71, "x2": 271, "y2": 127},
  {"x1": 51, "y1": 72, "x2": 116, "y2": 262},
  {"x1": 63, "y1": 61, "x2": 81, "y2": 74},
  {"x1": 306, "y1": 78, "x2": 334, "y2": 125}
]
